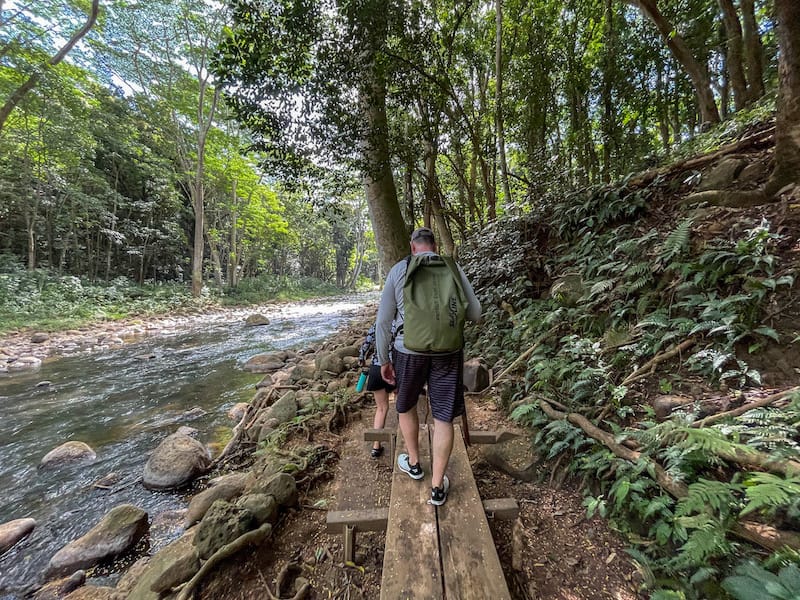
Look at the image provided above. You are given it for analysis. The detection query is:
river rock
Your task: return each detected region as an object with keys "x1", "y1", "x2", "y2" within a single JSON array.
[
  {"x1": 125, "y1": 530, "x2": 200, "y2": 599},
  {"x1": 315, "y1": 351, "x2": 344, "y2": 375},
  {"x1": 244, "y1": 314, "x2": 270, "y2": 326},
  {"x1": 113, "y1": 556, "x2": 150, "y2": 598},
  {"x1": 46, "y1": 504, "x2": 148, "y2": 578},
  {"x1": 288, "y1": 360, "x2": 316, "y2": 383},
  {"x1": 227, "y1": 402, "x2": 249, "y2": 422},
  {"x1": 193, "y1": 500, "x2": 256, "y2": 560},
  {"x1": 184, "y1": 474, "x2": 249, "y2": 527},
  {"x1": 175, "y1": 425, "x2": 198, "y2": 437},
  {"x1": 0, "y1": 517, "x2": 36, "y2": 555},
  {"x1": 40, "y1": 441, "x2": 96, "y2": 469},
  {"x1": 463, "y1": 358, "x2": 490, "y2": 392},
  {"x1": 31, "y1": 332, "x2": 50, "y2": 344},
  {"x1": 63, "y1": 586, "x2": 117, "y2": 600},
  {"x1": 549, "y1": 274, "x2": 584, "y2": 306},
  {"x1": 246, "y1": 472, "x2": 298, "y2": 508},
  {"x1": 243, "y1": 351, "x2": 287, "y2": 373},
  {"x1": 255, "y1": 392, "x2": 297, "y2": 441},
  {"x1": 143, "y1": 432, "x2": 211, "y2": 490},
  {"x1": 697, "y1": 157, "x2": 746, "y2": 191},
  {"x1": 480, "y1": 437, "x2": 539, "y2": 482},
  {"x1": 236, "y1": 493, "x2": 278, "y2": 526},
  {"x1": 9, "y1": 355, "x2": 42, "y2": 370},
  {"x1": 32, "y1": 570, "x2": 86, "y2": 600}
]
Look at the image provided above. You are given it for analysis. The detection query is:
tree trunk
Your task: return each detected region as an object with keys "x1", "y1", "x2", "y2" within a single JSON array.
[
  {"x1": 627, "y1": 0, "x2": 721, "y2": 124},
  {"x1": 739, "y1": 0, "x2": 764, "y2": 102},
  {"x1": 403, "y1": 157, "x2": 415, "y2": 226},
  {"x1": 766, "y1": 0, "x2": 800, "y2": 196},
  {"x1": 601, "y1": 0, "x2": 616, "y2": 181},
  {"x1": 494, "y1": 0, "x2": 512, "y2": 207},
  {"x1": 718, "y1": 0, "x2": 749, "y2": 110},
  {"x1": 360, "y1": 73, "x2": 408, "y2": 273},
  {"x1": 475, "y1": 67, "x2": 497, "y2": 221},
  {"x1": 0, "y1": 0, "x2": 100, "y2": 133}
]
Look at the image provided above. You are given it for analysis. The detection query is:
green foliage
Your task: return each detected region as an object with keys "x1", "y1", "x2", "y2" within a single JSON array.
[
  {"x1": 222, "y1": 273, "x2": 342, "y2": 304},
  {"x1": 0, "y1": 265, "x2": 206, "y2": 334},
  {"x1": 722, "y1": 562, "x2": 800, "y2": 600}
]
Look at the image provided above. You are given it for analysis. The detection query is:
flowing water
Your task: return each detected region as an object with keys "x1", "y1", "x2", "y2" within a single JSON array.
[{"x1": 0, "y1": 295, "x2": 372, "y2": 597}]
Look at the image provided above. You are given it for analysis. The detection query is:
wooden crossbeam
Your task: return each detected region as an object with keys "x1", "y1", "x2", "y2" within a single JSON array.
[{"x1": 326, "y1": 498, "x2": 518, "y2": 535}]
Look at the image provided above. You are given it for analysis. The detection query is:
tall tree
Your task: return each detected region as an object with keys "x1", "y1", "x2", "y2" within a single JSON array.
[
  {"x1": 766, "y1": 0, "x2": 800, "y2": 195},
  {"x1": 494, "y1": 0, "x2": 512, "y2": 206},
  {"x1": 0, "y1": 0, "x2": 100, "y2": 133},
  {"x1": 626, "y1": 0, "x2": 721, "y2": 124}
]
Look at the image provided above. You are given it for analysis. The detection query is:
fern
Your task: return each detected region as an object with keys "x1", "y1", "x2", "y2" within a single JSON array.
[
  {"x1": 675, "y1": 478, "x2": 740, "y2": 518},
  {"x1": 659, "y1": 217, "x2": 694, "y2": 266},
  {"x1": 740, "y1": 473, "x2": 800, "y2": 517},
  {"x1": 671, "y1": 517, "x2": 731, "y2": 568}
]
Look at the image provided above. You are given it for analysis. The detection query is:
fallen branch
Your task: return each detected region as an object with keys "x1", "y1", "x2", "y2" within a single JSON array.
[
  {"x1": 175, "y1": 523, "x2": 273, "y2": 600},
  {"x1": 710, "y1": 445, "x2": 800, "y2": 478},
  {"x1": 627, "y1": 126, "x2": 775, "y2": 190},
  {"x1": 212, "y1": 406, "x2": 253, "y2": 467},
  {"x1": 621, "y1": 338, "x2": 696, "y2": 387},
  {"x1": 538, "y1": 399, "x2": 687, "y2": 498},
  {"x1": 494, "y1": 324, "x2": 561, "y2": 385},
  {"x1": 537, "y1": 399, "x2": 800, "y2": 552},
  {"x1": 692, "y1": 387, "x2": 800, "y2": 428}
]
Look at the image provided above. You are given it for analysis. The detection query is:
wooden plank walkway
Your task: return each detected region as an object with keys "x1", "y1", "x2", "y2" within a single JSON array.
[
  {"x1": 380, "y1": 424, "x2": 442, "y2": 599},
  {"x1": 380, "y1": 424, "x2": 511, "y2": 599},
  {"x1": 438, "y1": 425, "x2": 511, "y2": 599}
]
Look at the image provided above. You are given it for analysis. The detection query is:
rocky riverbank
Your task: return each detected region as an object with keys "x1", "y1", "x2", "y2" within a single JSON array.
[
  {"x1": 0, "y1": 301, "x2": 342, "y2": 374},
  {"x1": 2, "y1": 304, "x2": 378, "y2": 599}
]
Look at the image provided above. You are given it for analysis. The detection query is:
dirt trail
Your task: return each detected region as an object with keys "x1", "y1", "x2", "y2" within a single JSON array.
[{"x1": 202, "y1": 393, "x2": 644, "y2": 600}]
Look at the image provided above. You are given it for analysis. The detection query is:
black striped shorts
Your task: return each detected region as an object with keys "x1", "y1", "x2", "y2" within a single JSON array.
[{"x1": 394, "y1": 350, "x2": 464, "y2": 422}]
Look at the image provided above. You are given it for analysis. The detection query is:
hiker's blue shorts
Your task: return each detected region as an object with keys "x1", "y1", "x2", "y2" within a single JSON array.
[{"x1": 393, "y1": 350, "x2": 464, "y2": 422}]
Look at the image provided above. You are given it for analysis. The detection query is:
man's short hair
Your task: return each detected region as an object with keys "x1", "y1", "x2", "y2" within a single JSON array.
[{"x1": 411, "y1": 227, "x2": 435, "y2": 245}]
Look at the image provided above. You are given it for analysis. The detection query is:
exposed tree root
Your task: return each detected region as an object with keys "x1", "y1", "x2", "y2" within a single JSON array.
[
  {"x1": 264, "y1": 562, "x2": 310, "y2": 600},
  {"x1": 213, "y1": 407, "x2": 253, "y2": 467},
  {"x1": 174, "y1": 523, "x2": 273, "y2": 600},
  {"x1": 494, "y1": 324, "x2": 561, "y2": 385},
  {"x1": 537, "y1": 399, "x2": 800, "y2": 552},
  {"x1": 682, "y1": 188, "x2": 773, "y2": 208},
  {"x1": 621, "y1": 338, "x2": 696, "y2": 387},
  {"x1": 692, "y1": 386, "x2": 800, "y2": 428},
  {"x1": 628, "y1": 126, "x2": 775, "y2": 189}
]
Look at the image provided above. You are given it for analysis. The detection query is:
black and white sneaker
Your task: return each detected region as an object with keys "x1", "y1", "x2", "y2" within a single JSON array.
[
  {"x1": 430, "y1": 475, "x2": 450, "y2": 506},
  {"x1": 397, "y1": 453, "x2": 424, "y2": 480}
]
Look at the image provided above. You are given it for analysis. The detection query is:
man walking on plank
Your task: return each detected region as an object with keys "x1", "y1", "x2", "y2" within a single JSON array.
[{"x1": 375, "y1": 226, "x2": 482, "y2": 505}]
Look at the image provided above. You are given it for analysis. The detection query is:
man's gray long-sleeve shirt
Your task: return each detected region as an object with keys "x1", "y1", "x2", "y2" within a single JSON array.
[{"x1": 375, "y1": 251, "x2": 481, "y2": 365}]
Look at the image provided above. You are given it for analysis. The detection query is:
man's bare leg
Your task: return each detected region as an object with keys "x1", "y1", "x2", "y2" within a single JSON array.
[
  {"x1": 431, "y1": 419, "x2": 454, "y2": 488},
  {"x1": 398, "y1": 407, "x2": 420, "y2": 465}
]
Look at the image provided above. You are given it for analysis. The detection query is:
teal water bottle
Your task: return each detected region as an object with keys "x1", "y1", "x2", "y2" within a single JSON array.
[{"x1": 356, "y1": 369, "x2": 368, "y2": 392}]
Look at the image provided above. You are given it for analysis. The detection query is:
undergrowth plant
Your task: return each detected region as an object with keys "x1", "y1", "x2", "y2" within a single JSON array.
[{"x1": 463, "y1": 176, "x2": 799, "y2": 597}]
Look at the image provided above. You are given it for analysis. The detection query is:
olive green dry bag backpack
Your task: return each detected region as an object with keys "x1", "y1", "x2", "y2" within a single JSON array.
[{"x1": 402, "y1": 254, "x2": 468, "y2": 353}]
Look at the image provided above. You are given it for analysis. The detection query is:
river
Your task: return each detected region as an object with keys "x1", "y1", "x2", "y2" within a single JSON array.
[{"x1": 0, "y1": 295, "x2": 372, "y2": 597}]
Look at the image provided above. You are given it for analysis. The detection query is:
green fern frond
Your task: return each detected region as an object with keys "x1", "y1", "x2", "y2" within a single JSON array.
[
  {"x1": 589, "y1": 279, "x2": 615, "y2": 297},
  {"x1": 740, "y1": 473, "x2": 800, "y2": 516},
  {"x1": 660, "y1": 217, "x2": 693, "y2": 264},
  {"x1": 675, "y1": 478, "x2": 739, "y2": 518}
]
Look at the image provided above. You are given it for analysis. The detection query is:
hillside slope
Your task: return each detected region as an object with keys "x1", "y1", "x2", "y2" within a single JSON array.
[{"x1": 459, "y1": 119, "x2": 800, "y2": 598}]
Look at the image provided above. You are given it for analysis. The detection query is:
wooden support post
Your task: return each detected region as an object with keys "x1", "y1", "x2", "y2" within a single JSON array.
[{"x1": 344, "y1": 525, "x2": 355, "y2": 563}]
